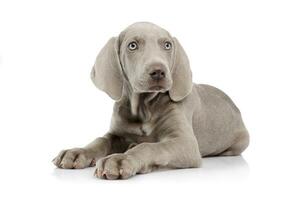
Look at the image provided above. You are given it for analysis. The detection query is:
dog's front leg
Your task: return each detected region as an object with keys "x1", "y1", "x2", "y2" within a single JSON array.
[
  {"x1": 52, "y1": 133, "x2": 128, "y2": 169},
  {"x1": 94, "y1": 135, "x2": 202, "y2": 179}
]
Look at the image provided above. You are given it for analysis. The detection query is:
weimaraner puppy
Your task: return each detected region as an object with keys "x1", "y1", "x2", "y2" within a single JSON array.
[{"x1": 53, "y1": 22, "x2": 249, "y2": 179}]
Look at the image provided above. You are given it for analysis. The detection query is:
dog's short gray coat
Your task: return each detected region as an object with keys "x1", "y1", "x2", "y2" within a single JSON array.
[{"x1": 53, "y1": 22, "x2": 249, "y2": 179}]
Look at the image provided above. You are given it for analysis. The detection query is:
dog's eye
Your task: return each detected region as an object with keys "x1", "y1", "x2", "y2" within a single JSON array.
[
  {"x1": 164, "y1": 41, "x2": 172, "y2": 50},
  {"x1": 128, "y1": 42, "x2": 138, "y2": 51}
]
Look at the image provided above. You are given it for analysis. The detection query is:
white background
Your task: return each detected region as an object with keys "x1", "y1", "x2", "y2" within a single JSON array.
[{"x1": 0, "y1": 0, "x2": 299, "y2": 199}]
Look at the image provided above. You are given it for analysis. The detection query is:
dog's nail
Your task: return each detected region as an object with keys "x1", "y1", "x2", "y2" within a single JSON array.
[
  {"x1": 101, "y1": 170, "x2": 107, "y2": 177},
  {"x1": 90, "y1": 158, "x2": 96, "y2": 167},
  {"x1": 73, "y1": 159, "x2": 79, "y2": 168}
]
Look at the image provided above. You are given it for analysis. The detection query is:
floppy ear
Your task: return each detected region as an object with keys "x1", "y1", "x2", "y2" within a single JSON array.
[
  {"x1": 169, "y1": 38, "x2": 193, "y2": 102},
  {"x1": 90, "y1": 37, "x2": 123, "y2": 101}
]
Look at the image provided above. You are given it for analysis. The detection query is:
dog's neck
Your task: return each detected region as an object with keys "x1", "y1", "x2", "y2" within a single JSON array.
[
  {"x1": 130, "y1": 92, "x2": 158, "y2": 116},
  {"x1": 122, "y1": 82, "x2": 160, "y2": 122}
]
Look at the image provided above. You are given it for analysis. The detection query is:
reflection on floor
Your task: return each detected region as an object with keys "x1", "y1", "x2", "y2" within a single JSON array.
[{"x1": 52, "y1": 156, "x2": 249, "y2": 182}]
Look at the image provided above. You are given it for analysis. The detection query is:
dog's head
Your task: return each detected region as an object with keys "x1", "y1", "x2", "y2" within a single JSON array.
[{"x1": 91, "y1": 22, "x2": 192, "y2": 101}]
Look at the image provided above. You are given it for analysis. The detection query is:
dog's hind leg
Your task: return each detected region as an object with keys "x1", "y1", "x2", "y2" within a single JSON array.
[{"x1": 219, "y1": 131, "x2": 250, "y2": 156}]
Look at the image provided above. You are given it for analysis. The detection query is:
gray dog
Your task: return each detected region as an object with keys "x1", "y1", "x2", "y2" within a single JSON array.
[{"x1": 53, "y1": 22, "x2": 249, "y2": 180}]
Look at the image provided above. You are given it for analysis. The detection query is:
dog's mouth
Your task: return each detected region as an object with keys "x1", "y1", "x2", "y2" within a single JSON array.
[
  {"x1": 146, "y1": 76, "x2": 172, "y2": 91},
  {"x1": 146, "y1": 81, "x2": 171, "y2": 92},
  {"x1": 148, "y1": 85, "x2": 165, "y2": 91},
  {"x1": 133, "y1": 77, "x2": 172, "y2": 93}
]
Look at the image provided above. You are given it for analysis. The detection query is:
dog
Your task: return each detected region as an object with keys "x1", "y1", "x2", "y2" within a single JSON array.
[{"x1": 53, "y1": 22, "x2": 249, "y2": 180}]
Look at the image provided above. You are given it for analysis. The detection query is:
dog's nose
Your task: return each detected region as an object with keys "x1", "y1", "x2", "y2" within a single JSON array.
[{"x1": 149, "y1": 69, "x2": 165, "y2": 81}]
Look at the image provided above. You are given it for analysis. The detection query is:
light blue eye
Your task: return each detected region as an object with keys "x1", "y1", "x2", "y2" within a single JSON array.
[
  {"x1": 164, "y1": 41, "x2": 172, "y2": 50},
  {"x1": 128, "y1": 42, "x2": 138, "y2": 51}
]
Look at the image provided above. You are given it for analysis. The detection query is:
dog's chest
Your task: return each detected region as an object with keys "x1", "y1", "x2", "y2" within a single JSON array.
[
  {"x1": 111, "y1": 109, "x2": 155, "y2": 138},
  {"x1": 125, "y1": 120, "x2": 155, "y2": 137},
  {"x1": 111, "y1": 119, "x2": 157, "y2": 145},
  {"x1": 114, "y1": 93, "x2": 171, "y2": 138},
  {"x1": 137, "y1": 122, "x2": 154, "y2": 136}
]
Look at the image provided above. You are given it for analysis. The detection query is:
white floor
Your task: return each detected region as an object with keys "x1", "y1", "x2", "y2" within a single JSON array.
[
  {"x1": 2, "y1": 140, "x2": 299, "y2": 200},
  {"x1": 2, "y1": 151, "x2": 298, "y2": 200}
]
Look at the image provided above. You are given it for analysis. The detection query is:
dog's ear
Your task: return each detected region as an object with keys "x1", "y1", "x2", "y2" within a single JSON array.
[
  {"x1": 91, "y1": 37, "x2": 123, "y2": 101},
  {"x1": 169, "y1": 38, "x2": 193, "y2": 101}
]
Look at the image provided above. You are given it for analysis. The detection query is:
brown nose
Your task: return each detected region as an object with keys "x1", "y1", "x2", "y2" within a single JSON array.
[{"x1": 149, "y1": 69, "x2": 165, "y2": 81}]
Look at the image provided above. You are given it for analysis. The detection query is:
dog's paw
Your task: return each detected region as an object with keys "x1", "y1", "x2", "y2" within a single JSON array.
[
  {"x1": 94, "y1": 153, "x2": 140, "y2": 180},
  {"x1": 52, "y1": 148, "x2": 96, "y2": 169}
]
